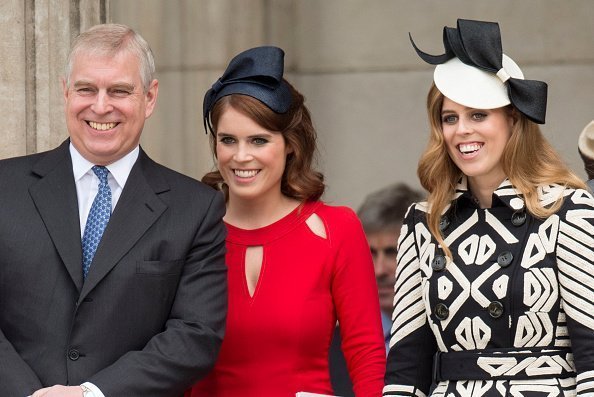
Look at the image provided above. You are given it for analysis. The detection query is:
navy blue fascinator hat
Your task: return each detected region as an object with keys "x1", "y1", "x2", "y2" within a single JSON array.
[
  {"x1": 203, "y1": 46, "x2": 293, "y2": 134},
  {"x1": 410, "y1": 19, "x2": 548, "y2": 124}
]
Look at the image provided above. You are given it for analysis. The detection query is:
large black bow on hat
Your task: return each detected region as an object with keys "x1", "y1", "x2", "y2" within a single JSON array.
[
  {"x1": 203, "y1": 46, "x2": 292, "y2": 134},
  {"x1": 410, "y1": 19, "x2": 548, "y2": 124}
]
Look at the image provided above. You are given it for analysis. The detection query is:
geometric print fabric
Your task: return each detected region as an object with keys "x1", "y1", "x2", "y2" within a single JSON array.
[
  {"x1": 81, "y1": 165, "x2": 111, "y2": 279},
  {"x1": 384, "y1": 180, "x2": 594, "y2": 396}
]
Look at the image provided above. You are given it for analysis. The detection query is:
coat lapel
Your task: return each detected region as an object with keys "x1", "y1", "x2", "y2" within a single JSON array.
[
  {"x1": 29, "y1": 140, "x2": 84, "y2": 290},
  {"x1": 80, "y1": 150, "x2": 168, "y2": 298}
]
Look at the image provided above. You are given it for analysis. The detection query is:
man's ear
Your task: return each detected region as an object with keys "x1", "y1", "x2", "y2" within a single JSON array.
[
  {"x1": 144, "y1": 79, "x2": 159, "y2": 119},
  {"x1": 62, "y1": 78, "x2": 69, "y2": 101}
]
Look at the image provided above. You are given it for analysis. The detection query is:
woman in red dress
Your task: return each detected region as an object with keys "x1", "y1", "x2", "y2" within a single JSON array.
[{"x1": 186, "y1": 46, "x2": 385, "y2": 397}]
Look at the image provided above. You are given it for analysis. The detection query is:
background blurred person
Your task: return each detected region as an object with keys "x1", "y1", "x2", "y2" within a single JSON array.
[
  {"x1": 358, "y1": 183, "x2": 425, "y2": 329},
  {"x1": 577, "y1": 120, "x2": 594, "y2": 190}
]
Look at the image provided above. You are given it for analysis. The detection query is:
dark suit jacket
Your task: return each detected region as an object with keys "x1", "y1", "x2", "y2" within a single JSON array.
[
  {"x1": 329, "y1": 326, "x2": 354, "y2": 397},
  {"x1": 0, "y1": 140, "x2": 227, "y2": 397}
]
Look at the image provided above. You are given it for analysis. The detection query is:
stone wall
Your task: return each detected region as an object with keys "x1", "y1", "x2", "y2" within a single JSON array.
[
  {"x1": 1, "y1": 0, "x2": 107, "y2": 158},
  {"x1": 5, "y1": 1, "x2": 590, "y2": 209},
  {"x1": 110, "y1": 0, "x2": 594, "y2": 208}
]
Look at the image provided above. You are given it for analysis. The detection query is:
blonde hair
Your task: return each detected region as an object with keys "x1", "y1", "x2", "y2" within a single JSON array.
[{"x1": 418, "y1": 84, "x2": 586, "y2": 259}]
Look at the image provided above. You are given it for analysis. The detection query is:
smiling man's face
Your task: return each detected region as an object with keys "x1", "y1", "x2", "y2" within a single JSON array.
[{"x1": 63, "y1": 50, "x2": 158, "y2": 165}]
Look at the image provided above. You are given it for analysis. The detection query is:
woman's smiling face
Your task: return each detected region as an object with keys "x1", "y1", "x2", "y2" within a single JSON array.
[
  {"x1": 441, "y1": 96, "x2": 514, "y2": 187},
  {"x1": 215, "y1": 106, "x2": 291, "y2": 204}
]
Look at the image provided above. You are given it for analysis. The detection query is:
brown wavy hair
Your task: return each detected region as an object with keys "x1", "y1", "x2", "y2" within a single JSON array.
[
  {"x1": 202, "y1": 79, "x2": 325, "y2": 202},
  {"x1": 419, "y1": 83, "x2": 586, "y2": 259}
]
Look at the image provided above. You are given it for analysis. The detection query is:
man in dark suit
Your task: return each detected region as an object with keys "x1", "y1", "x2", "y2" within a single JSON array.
[{"x1": 0, "y1": 24, "x2": 227, "y2": 397}]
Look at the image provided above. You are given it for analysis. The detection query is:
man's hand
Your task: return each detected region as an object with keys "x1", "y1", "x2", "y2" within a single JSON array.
[{"x1": 31, "y1": 385, "x2": 84, "y2": 397}]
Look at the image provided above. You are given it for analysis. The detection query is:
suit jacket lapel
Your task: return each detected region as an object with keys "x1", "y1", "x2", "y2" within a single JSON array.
[
  {"x1": 80, "y1": 150, "x2": 168, "y2": 298},
  {"x1": 29, "y1": 140, "x2": 84, "y2": 290}
]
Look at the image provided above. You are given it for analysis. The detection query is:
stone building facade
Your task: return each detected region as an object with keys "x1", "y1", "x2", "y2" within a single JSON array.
[{"x1": 3, "y1": 1, "x2": 593, "y2": 208}]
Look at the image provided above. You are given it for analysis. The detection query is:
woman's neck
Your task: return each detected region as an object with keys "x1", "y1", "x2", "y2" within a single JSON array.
[
  {"x1": 225, "y1": 191, "x2": 301, "y2": 230},
  {"x1": 468, "y1": 174, "x2": 507, "y2": 209}
]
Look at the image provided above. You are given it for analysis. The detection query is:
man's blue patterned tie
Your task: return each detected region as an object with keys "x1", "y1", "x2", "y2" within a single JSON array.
[{"x1": 82, "y1": 166, "x2": 112, "y2": 279}]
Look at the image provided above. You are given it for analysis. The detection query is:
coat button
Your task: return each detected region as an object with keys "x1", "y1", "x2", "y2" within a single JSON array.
[
  {"x1": 432, "y1": 255, "x2": 447, "y2": 271},
  {"x1": 439, "y1": 216, "x2": 451, "y2": 232},
  {"x1": 68, "y1": 348, "x2": 80, "y2": 361},
  {"x1": 434, "y1": 303, "x2": 449, "y2": 320},
  {"x1": 497, "y1": 251, "x2": 513, "y2": 267},
  {"x1": 511, "y1": 211, "x2": 527, "y2": 226},
  {"x1": 488, "y1": 301, "x2": 504, "y2": 318}
]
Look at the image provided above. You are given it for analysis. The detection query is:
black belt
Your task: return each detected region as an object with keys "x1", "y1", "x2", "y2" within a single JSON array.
[{"x1": 433, "y1": 347, "x2": 576, "y2": 382}]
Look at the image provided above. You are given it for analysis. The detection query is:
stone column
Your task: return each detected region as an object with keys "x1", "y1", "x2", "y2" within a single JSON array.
[{"x1": 0, "y1": 0, "x2": 107, "y2": 159}]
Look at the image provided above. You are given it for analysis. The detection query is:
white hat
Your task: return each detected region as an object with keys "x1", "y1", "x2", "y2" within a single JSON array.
[
  {"x1": 434, "y1": 54, "x2": 523, "y2": 110},
  {"x1": 410, "y1": 19, "x2": 548, "y2": 124}
]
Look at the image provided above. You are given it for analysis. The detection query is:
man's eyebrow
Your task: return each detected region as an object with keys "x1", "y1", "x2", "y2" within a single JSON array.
[
  {"x1": 71, "y1": 81, "x2": 136, "y2": 91},
  {"x1": 110, "y1": 83, "x2": 136, "y2": 91},
  {"x1": 72, "y1": 80, "x2": 94, "y2": 87}
]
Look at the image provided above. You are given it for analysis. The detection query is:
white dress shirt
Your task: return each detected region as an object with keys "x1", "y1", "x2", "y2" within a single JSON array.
[
  {"x1": 68, "y1": 143, "x2": 139, "y2": 397},
  {"x1": 70, "y1": 143, "x2": 138, "y2": 237}
]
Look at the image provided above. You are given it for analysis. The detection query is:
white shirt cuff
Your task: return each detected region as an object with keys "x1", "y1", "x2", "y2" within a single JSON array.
[{"x1": 82, "y1": 382, "x2": 105, "y2": 397}]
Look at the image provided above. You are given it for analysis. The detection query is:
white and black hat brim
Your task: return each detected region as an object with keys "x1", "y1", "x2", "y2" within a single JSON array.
[{"x1": 434, "y1": 54, "x2": 523, "y2": 110}]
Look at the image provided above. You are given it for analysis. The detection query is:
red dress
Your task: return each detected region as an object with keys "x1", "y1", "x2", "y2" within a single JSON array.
[{"x1": 187, "y1": 201, "x2": 385, "y2": 396}]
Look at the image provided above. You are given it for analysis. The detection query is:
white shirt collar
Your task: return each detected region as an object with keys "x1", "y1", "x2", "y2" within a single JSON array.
[{"x1": 69, "y1": 143, "x2": 139, "y2": 189}]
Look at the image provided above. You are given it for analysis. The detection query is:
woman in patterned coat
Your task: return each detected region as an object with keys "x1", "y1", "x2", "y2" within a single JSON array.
[{"x1": 384, "y1": 19, "x2": 594, "y2": 397}]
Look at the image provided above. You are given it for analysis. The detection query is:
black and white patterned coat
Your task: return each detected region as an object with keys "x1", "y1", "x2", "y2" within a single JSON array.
[{"x1": 384, "y1": 178, "x2": 594, "y2": 397}]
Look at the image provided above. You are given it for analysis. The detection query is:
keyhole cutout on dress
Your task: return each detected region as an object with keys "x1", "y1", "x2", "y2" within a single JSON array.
[
  {"x1": 243, "y1": 214, "x2": 326, "y2": 298},
  {"x1": 306, "y1": 213, "x2": 327, "y2": 239},
  {"x1": 245, "y1": 246, "x2": 263, "y2": 297}
]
